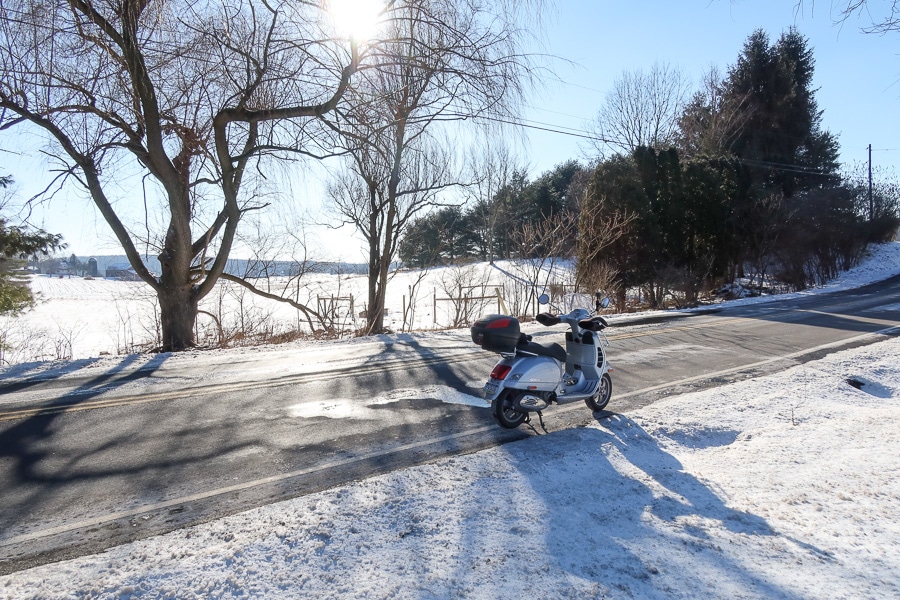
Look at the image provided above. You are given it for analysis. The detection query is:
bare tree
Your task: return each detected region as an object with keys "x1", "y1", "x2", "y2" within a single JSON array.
[
  {"x1": 328, "y1": 0, "x2": 542, "y2": 335},
  {"x1": 576, "y1": 178, "x2": 638, "y2": 310},
  {"x1": 576, "y1": 199, "x2": 634, "y2": 302},
  {"x1": 798, "y1": 1, "x2": 900, "y2": 34},
  {"x1": 438, "y1": 263, "x2": 491, "y2": 328},
  {"x1": 505, "y1": 210, "x2": 575, "y2": 314},
  {"x1": 0, "y1": 0, "x2": 363, "y2": 350},
  {"x1": 215, "y1": 215, "x2": 323, "y2": 335},
  {"x1": 589, "y1": 61, "x2": 690, "y2": 157},
  {"x1": 329, "y1": 136, "x2": 453, "y2": 334},
  {"x1": 400, "y1": 266, "x2": 429, "y2": 332},
  {"x1": 465, "y1": 140, "x2": 522, "y2": 263}
]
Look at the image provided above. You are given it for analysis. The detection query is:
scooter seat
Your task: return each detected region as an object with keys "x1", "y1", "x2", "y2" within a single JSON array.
[{"x1": 519, "y1": 340, "x2": 567, "y2": 363}]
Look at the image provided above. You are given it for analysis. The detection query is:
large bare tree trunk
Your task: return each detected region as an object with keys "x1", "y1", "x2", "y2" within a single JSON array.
[
  {"x1": 158, "y1": 285, "x2": 199, "y2": 351},
  {"x1": 366, "y1": 203, "x2": 383, "y2": 335}
]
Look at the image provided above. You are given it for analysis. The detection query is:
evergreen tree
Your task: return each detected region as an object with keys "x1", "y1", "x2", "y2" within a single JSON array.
[
  {"x1": 513, "y1": 161, "x2": 586, "y2": 256},
  {"x1": 580, "y1": 155, "x2": 652, "y2": 307},
  {"x1": 68, "y1": 254, "x2": 83, "y2": 276},
  {"x1": 398, "y1": 207, "x2": 473, "y2": 268},
  {"x1": 724, "y1": 28, "x2": 839, "y2": 195},
  {"x1": 521, "y1": 161, "x2": 585, "y2": 219},
  {"x1": 471, "y1": 168, "x2": 529, "y2": 262},
  {"x1": 631, "y1": 147, "x2": 741, "y2": 304},
  {"x1": 0, "y1": 176, "x2": 64, "y2": 314}
]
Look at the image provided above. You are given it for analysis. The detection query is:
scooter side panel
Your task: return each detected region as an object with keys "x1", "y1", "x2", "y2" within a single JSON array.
[
  {"x1": 482, "y1": 355, "x2": 562, "y2": 401},
  {"x1": 506, "y1": 356, "x2": 562, "y2": 389}
]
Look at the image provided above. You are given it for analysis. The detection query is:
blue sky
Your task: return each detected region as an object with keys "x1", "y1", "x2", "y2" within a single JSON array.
[
  {"x1": 524, "y1": 0, "x2": 899, "y2": 175},
  {"x1": 3, "y1": 0, "x2": 898, "y2": 258}
]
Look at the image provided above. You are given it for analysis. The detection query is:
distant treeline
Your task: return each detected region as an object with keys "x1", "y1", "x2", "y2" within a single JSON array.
[{"x1": 33, "y1": 255, "x2": 369, "y2": 278}]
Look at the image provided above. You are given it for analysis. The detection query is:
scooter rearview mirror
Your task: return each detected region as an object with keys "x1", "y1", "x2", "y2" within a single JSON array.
[{"x1": 538, "y1": 293, "x2": 550, "y2": 305}]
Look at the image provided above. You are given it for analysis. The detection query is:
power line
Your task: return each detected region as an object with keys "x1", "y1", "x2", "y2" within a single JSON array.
[
  {"x1": 471, "y1": 114, "x2": 623, "y2": 145},
  {"x1": 548, "y1": 80, "x2": 607, "y2": 95},
  {"x1": 472, "y1": 113, "x2": 837, "y2": 177},
  {"x1": 525, "y1": 103, "x2": 595, "y2": 123},
  {"x1": 736, "y1": 157, "x2": 833, "y2": 176}
]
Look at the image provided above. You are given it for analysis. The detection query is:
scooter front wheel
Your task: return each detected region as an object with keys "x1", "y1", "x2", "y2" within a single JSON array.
[
  {"x1": 585, "y1": 373, "x2": 612, "y2": 412},
  {"x1": 492, "y1": 391, "x2": 528, "y2": 429}
]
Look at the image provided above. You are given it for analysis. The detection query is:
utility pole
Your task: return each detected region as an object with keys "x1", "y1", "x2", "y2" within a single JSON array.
[{"x1": 868, "y1": 144, "x2": 873, "y2": 220}]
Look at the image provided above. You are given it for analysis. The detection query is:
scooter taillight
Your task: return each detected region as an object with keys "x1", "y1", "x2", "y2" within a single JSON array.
[
  {"x1": 490, "y1": 364, "x2": 512, "y2": 380},
  {"x1": 486, "y1": 317, "x2": 512, "y2": 329}
]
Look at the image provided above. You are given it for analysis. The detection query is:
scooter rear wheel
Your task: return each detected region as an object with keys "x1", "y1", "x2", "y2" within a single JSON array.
[
  {"x1": 585, "y1": 373, "x2": 612, "y2": 412},
  {"x1": 492, "y1": 392, "x2": 528, "y2": 429}
]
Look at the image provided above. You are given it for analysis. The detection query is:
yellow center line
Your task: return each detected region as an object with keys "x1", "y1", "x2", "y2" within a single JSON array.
[
  {"x1": 0, "y1": 352, "x2": 480, "y2": 422},
  {"x1": 607, "y1": 315, "x2": 754, "y2": 341}
]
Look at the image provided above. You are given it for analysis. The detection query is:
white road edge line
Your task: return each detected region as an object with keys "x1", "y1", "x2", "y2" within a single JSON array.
[
  {"x1": 0, "y1": 424, "x2": 499, "y2": 548},
  {"x1": 559, "y1": 325, "x2": 900, "y2": 412}
]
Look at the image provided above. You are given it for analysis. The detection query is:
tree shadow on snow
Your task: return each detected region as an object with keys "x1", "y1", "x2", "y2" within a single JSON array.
[
  {"x1": 0, "y1": 358, "x2": 104, "y2": 394},
  {"x1": 486, "y1": 415, "x2": 816, "y2": 598}
]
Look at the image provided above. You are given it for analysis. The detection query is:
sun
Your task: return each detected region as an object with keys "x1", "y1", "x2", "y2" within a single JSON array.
[{"x1": 328, "y1": 0, "x2": 384, "y2": 42}]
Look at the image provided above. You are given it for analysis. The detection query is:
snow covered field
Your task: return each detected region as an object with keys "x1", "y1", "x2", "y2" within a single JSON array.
[
  {"x1": 0, "y1": 242, "x2": 899, "y2": 598},
  {"x1": 2, "y1": 259, "x2": 567, "y2": 363}
]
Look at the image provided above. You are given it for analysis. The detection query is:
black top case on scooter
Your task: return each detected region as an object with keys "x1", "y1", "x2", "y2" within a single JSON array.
[{"x1": 471, "y1": 315, "x2": 521, "y2": 353}]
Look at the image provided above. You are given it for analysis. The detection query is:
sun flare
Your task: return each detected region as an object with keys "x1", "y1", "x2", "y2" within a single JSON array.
[{"x1": 328, "y1": 0, "x2": 384, "y2": 41}]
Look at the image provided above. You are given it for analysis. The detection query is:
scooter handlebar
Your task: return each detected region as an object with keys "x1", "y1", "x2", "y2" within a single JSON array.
[
  {"x1": 537, "y1": 309, "x2": 609, "y2": 332},
  {"x1": 535, "y1": 313, "x2": 561, "y2": 327},
  {"x1": 578, "y1": 316, "x2": 608, "y2": 331}
]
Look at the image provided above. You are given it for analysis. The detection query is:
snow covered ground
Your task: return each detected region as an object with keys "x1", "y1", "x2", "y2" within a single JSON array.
[
  {"x1": 0, "y1": 242, "x2": 899, "y2": 598},
  {"x1": 1, "y1": 338, "x2": 898, "y2": 599},
  {"x1": 7, "y1": 243, "x2": 900, "y2": 366}
]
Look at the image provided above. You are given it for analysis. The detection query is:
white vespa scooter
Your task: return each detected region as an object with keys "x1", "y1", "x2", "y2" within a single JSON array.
[{"x1": 471, "y1": 294, "x2": 612, "y2": 429}]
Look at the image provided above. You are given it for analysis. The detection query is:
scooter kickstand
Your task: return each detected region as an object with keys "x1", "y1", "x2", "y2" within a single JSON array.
[
  {"x1": 522, "y1": 412, "x2": 548, "y2": 435},
  {"x1": 536, "y1": 411, "x2": 548, "y2": 433},
  {"x1": 522, "y1": 413, "x2": 541, "y2": 435}
]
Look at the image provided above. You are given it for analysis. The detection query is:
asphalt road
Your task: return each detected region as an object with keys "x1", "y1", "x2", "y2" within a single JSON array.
[{"x1": 1, "y1": 276, "x2": 899, "y2": 574}]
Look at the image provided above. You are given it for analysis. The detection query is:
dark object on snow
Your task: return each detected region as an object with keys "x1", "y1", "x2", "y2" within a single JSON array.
[{"x1": 846, "y1": 377, "x2": 864, "y2": 390}]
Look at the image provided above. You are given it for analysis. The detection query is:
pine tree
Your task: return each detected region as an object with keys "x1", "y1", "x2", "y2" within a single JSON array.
[
  {"x1": 0, "y1": 176, "x2": 64, "y2": 314},
  {"x1": 724, "y1": 28, "x2": 839, "y2": 196}
]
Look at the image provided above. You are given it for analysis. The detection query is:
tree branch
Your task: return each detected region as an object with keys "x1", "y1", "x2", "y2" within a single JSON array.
[{"x1": 216, "y1": 271, "x2": 323, "y2": 325}]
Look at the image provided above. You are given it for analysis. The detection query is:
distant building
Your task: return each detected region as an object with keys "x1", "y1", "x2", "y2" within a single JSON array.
[
  {"x1": 105, "y1": 263, "x2": 139, "y2": 281},
  {"x1": 88, "y1": 257, "x2": 99, "y2": 277}
]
